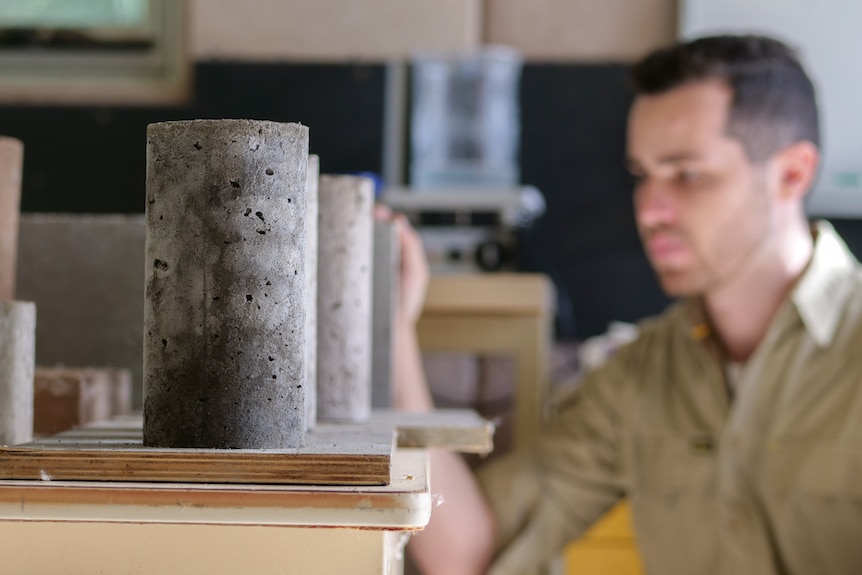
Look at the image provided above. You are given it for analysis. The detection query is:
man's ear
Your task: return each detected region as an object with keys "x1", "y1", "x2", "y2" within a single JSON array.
[{"x1": 774, "y1": 140, "x2": 819, "y2": 202}]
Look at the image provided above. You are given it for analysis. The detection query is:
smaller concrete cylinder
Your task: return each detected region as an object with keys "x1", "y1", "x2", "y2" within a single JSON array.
[
  {"x1": 317, "y1": 175, "x2": 374, "y2": 422},
  {"x1": 0, "y1": 300, "x2": 35, "y2": 445},
  {"x1": 305, "y1": 155, "x2": 319, "y2": 430},
  {"x1": 0, "y1": 137, "x2": 23, "y2": 301}
]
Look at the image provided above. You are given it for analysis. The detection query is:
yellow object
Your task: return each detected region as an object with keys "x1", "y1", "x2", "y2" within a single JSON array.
[{"x1": 565, "y1": 502, "x2": 644, "y2": 574}]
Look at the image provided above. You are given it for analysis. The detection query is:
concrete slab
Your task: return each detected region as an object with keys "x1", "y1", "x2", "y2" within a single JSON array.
[{"x1": 16, "y1": 214, "x2": 146, "y2": 408}]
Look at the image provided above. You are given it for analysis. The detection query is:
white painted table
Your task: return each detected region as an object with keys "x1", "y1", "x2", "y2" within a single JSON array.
[{"x1": 0, "y1": 448, "x2": 431, "y2": 574}]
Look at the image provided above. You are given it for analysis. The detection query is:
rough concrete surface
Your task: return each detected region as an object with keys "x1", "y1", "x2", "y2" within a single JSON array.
[
  {"x1": 144, "y1": 119, "x2": 309, "y2": 449},
  {"x1": 317, "y1": 175, "x2": 373, "y2": 423},
  {"x1": 0, "y1": 300, "x2": 35, "y2": 445},
  {"x1": 305, "y1": 154, "x2": 319, "y2": 429}
]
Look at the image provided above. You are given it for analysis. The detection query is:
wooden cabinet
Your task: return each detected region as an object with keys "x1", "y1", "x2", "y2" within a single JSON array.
[{"x1": 418, "y1": 273, "x2": 554, "y2": 446}]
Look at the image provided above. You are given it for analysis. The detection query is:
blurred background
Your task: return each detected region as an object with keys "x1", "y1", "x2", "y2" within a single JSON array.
[
  {"x1": 7, "y1": 0, "x2": 862, "y2": 442},
  {"x1": 5, "y1": 3, "x2": 862, "y2": 573},
  {"x1": 0, "y1": 0, "x2": 679, "y2": 345}
]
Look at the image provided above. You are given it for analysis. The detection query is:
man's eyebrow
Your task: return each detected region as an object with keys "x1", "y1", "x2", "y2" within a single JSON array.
[
  {"x1": 655, "y1": 153, "x2": 704, "y2": 163},
  {"x1": 626, "y1": 153, "x2": 706, "y2": 170}
]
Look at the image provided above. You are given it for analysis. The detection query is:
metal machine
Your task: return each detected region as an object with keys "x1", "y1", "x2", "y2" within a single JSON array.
[{"x1": 380, "y1": 186, "x2": 545, "y2": 274}]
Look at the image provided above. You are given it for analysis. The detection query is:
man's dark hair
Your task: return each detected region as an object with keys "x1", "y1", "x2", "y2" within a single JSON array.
[{"x1": 630, "y1": 35, "x2": 820, "y2": 163}]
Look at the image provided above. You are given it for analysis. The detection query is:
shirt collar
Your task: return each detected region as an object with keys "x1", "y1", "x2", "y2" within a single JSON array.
[
  {"x1": 680, "y1": 220, "x2": 858, "y2": 348},
  {"x1": 792, "y1": 220, "x2": 858, "y2": 347}
]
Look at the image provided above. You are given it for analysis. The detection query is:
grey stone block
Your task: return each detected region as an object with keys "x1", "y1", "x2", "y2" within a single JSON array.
[
  {"x1": 0, "y1": 300, "x2": 35, "y2": 445},
  {"x1": 16, "y1": 214, "x2": 146, "y2": 407}
]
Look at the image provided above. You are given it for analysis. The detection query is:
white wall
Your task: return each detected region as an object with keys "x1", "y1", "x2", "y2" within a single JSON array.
[
  {"x1": 189, "y1": 0, "x2": 482, "y2": 61},
  {"x1": 190, "y1": 0, "x2": 678, "y2": 62},
  {"x1": 681, "y1": 0, "x2": 862, "y2": 216}
]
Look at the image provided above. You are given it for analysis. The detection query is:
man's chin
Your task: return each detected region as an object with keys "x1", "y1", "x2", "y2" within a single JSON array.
[{"x1": 655, "y1": 271, "x2": 702, "y2": 298}]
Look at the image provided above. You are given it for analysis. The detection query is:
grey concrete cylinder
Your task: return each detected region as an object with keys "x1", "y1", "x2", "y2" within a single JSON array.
[
  {"x1": 0, "y1": 300, "x2": 35, "y2": 446},
  {"x1": 372, "y1": 219, "x2": 399, "y2": 408},
  {"x1": 305, "y1": 155, "x2": 319, "y2": 430},
  {"x1": 317, "y1": 175, "x2": 374, "y2": 423},
  {"x1": 0, "y1": 137, "x2": 23, "y2": 301},
  {"x1": 144, "y1": 120, "x2": 309, "y2": 449}
]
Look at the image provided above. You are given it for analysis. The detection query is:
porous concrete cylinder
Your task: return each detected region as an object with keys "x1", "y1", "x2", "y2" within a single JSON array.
[
  {"x1": 143, "y1": 120, "x2": 309, "y2": 449},
  {"x1": 305, "y1": 155, "x2": 319, "y2": 430},
  {"x1": 0, "y1": 300, "x2": 35, "y2": 446},
  {"x1": 0, "y1": 137, "x2": 23, "y2": 301},
  {"x1": 317, "y1": 175, "x2": 374, "y2": 423}
]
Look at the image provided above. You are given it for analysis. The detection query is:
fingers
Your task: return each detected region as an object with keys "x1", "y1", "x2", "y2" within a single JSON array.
[
  {"x1": 373, "y1": 203, "x2": 393, "y2": 222},
  {"x1": 372, "y1": 203, "x2": 430, "y2": 324},
  {"x1": 396, "y1": 214, "x2": 426, "y2": 279},
  {"x1": 373, "y1": 205, "x2": 423, "y2": 282}
]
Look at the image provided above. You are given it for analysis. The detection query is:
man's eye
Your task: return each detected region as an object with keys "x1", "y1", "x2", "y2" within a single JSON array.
[{"x1": 678, "y1": 170, "x2": 701, "y2": 183}]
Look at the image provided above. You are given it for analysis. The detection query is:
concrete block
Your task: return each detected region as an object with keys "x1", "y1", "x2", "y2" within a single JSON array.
[
  {"x1": 0, "y1": 300, "x2": 35, "y2": 445},
  {"x1": 15, "y1": 214, "x2": 146, "y2": 407}
]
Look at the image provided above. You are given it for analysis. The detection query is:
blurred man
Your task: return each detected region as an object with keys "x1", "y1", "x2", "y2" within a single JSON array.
[{"x1": 386, "y1": 34, "x2": 862, "y2": 575}]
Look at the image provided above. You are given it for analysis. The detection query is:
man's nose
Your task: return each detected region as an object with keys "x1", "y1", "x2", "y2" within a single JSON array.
[{"x1": 634, "y1": 180, "x2": 676, "y2": 228}]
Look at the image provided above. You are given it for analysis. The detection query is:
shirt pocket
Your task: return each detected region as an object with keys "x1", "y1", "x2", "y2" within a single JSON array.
[
  {"x1": 628, "y1": 434, "x2": 718, "y2": 499},
  {"x1": 760, "y1": 440, "x2": 862, "y2": 497},
  {"x1": 759, "y1": 441, "x2": 862, "y2": 573},
  {"x1": 626, "y1": 434, "x2": 720, "y2": 574}
]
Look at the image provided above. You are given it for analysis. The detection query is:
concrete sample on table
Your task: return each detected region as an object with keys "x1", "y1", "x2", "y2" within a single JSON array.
[
  {"x1": 304, "y1": 155, "x2": 319, "y2": 430},
  {"x1": 317, "y1": 175, "x2": 374, "y2": 423},
  {"x1": 0, "y1": 300, "x2": 35, "y2": 445},
  {"x1": 144, "y1": 119, "x2": 309, "y2": 449},
  {"x1": 16, "y1": 214, "x2": 146, "y2": 407},
  {"x1": 372, "y1": 220, "x2": 399, "y2": 408},
  {"x1": 0, "y1": 137, "x2": 23, "y2": 301}
]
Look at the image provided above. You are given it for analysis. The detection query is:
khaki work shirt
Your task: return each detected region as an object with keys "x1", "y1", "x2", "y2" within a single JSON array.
[{"x1": 480, "y1": 222, "x2": 862, "y2": 574}]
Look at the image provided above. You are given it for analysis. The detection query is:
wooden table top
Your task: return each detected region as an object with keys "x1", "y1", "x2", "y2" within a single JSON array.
[{"x1": 0, "y1": 447, "x2": 432, "y2": 529}]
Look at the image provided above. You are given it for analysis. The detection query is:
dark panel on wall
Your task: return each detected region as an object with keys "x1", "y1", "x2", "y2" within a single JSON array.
[
  {"x1": 518, "y1": 64, "x2": 671, "y2": 339},
  {"x1": 2, "y1": 60, "x2": 674, "y2": 342},
  {"x1": 827, "y1": 219, "x2": 862, "y2": 259},
  {"x1": 0, "y1": 63, "x2": 385, "y2": 214}
]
